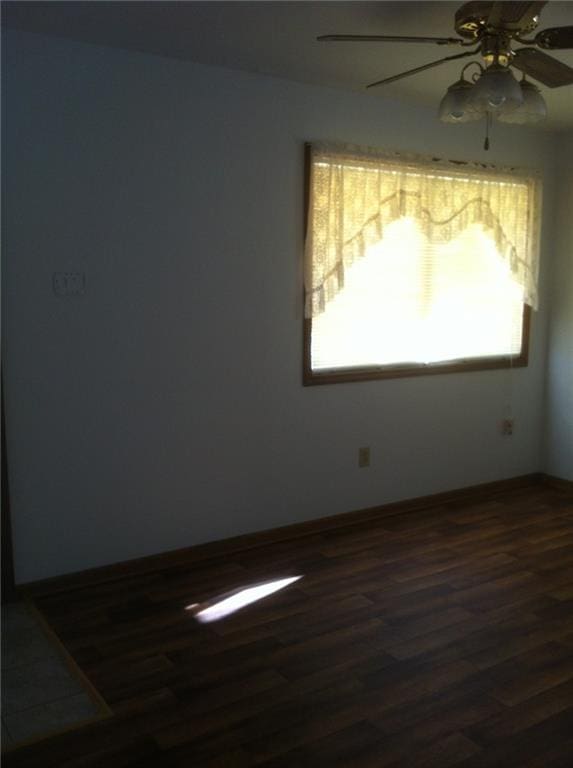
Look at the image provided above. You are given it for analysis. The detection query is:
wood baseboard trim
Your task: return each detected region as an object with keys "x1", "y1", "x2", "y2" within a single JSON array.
[
  {"x1": 23, "y1": 472, "x2": 546, "y2": 598},
  {"x1": 540, "y1": 473, "x2": 573, "y2": 493}
]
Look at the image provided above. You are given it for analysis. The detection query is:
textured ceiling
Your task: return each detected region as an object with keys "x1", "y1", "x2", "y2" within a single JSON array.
[{"x1": 5, "y1": 0, "x2": 573, "y2": 129}]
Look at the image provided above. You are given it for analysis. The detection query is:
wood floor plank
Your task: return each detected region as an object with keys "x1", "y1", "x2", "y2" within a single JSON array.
[
  {"x1": 5, "y1": 482, "x2": 573, "y2": 767},
  {"x1": 466, "y1": 677, "x2": 573, "y2": 745},
  {"x1": 455, "y1": 707, "x2": 573, "y2": 768}
]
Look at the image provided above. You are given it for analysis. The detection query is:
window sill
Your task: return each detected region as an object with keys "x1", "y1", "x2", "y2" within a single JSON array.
[
  {"x1": 303, "y1": 306, "x2": 531, "y2": 386},
  {"x1": 304, "y1": 353, "x2": 529, "y2": 386}
]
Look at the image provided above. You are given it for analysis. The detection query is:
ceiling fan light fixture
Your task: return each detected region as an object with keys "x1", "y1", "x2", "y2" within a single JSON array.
[
  {"x1": 318, "y1": 1, "x2": 572, "y2": 135},
  {"x1": 438, "y1": 77, "x2": 481, "y2": 123},
  {"x1": 469, "y1": 62, "x2": 524, "y2": 113},
  {"x1": 497, "y1": 79, "x2": 547, "y2": 124}
]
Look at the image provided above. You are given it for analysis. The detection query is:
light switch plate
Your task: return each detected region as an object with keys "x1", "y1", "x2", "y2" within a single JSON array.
[{"x1": 53, "y1": 272, "x2": 85, "y2": 296}]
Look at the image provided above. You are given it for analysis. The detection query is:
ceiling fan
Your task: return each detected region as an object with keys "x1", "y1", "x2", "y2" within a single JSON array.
[{"x1": 318, "y1": 1, "x2": 573, "y2": 128}]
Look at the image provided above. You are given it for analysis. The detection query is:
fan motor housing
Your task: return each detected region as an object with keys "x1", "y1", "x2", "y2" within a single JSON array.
[
  {"x1": 455, "y1": 1, "x2": 542, "y2": 39},
  {"x1": 480, "y1": 32, "x2": 512, "y2": 63}
]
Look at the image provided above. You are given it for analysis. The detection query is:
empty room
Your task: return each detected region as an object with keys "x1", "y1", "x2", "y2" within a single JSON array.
[{"x1": 2, "y1": 1, "x2": 573, "y2": 765}]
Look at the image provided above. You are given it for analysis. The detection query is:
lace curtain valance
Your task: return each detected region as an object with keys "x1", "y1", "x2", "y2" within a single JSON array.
[{"x1": 304, "y1": 143, "x2": 542, "y2": 318}]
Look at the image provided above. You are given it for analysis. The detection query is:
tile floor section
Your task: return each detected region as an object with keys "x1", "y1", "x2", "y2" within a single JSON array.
[{"x1": 1, "y1": 601, "x2": 105, "y2": 751}]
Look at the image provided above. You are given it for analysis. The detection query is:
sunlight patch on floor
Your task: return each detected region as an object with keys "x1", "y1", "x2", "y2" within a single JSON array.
[{"x1": 186, "y1": 575, "x2": 303, "y2": 623}]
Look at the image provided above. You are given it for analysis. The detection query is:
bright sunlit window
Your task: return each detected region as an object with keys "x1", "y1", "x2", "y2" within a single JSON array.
[
  {"x1": 304, "y1": 144, "x2": 541, "y2": 384},
  {"x1": 311, "y1": 220, "x2": 525, "y2": 371}
]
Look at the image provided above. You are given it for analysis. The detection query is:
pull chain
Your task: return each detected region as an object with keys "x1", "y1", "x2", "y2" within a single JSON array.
[{"x1": 484, "y1": 112, "x2": 491, "y2": 151}]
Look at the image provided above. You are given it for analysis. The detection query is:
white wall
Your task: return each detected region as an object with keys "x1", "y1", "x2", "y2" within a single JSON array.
[
  {"x1": 4, "y1": 30, "x2": 558, "y2": 582},
  {"x1": 544, "y1": 133, "x2": 573, "y2": 480}
]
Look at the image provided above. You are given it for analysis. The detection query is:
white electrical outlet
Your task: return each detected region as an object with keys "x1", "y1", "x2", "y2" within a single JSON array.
[
  {"x1": 501, "y1": 418, "x2": 514, "y2": 436},
  {"x1": 53, "y1": 272, "x2": 86, "y2": 296}
]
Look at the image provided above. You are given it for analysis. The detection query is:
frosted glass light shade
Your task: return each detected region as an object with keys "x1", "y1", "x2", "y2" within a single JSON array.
[
  {"x1": 497, "y1": 80, "x2": 547, "y2": 124},
  {"x1": 438, "y1": 78, "x2": 482, "y2": 123},
  {"x1": 470, "y1": 64, "x2": 523, "y2": 113}
]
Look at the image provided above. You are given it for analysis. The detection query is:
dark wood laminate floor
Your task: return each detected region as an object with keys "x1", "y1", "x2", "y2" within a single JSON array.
[{"x1": 6, "y1": 484, "x2": 573, "y2": 767}]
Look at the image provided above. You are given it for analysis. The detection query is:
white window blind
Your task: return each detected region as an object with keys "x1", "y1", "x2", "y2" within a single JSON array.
[
  {"x1": 311, "y1": 219, "x2": 524, "y2": 371},
  {"x1": 305, "y1": 144, "x2": 541, "y2": 375}
]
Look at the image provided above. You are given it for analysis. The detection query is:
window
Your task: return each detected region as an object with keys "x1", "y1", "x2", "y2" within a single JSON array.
[{"x1": 303, "y1": 143, "x2": 541, "y2": 385}]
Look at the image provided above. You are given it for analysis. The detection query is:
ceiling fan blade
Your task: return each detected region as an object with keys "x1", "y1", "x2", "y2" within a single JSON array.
[
  {"x1": 488, "y1": 1, "x2": 547, "y2": 30},
  {"x1": 317, "y1": 34, "x2": 465, "y2": 46},
  {"x1": 367, "y1": 49, "x2": 478, "y2": 89},
  {"x1": 534, "y1": 26, "x2": 573, "y2": 50},
  {"x1": 512, "y1": 47, "x2": 573, "y2": 87}
]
